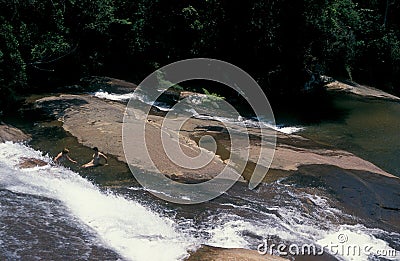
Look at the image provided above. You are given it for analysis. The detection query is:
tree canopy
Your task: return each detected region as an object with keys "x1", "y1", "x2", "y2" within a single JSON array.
[{"x1": 1, "y1": 0, "x2": 399, "y2": 110}]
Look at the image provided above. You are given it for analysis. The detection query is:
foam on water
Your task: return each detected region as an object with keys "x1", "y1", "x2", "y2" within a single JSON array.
[
  {"x1": 93, "y1": 90, "x2": 172, "y2": 111},
  {"x1": 187, "y1": 108, "x2": 303, "y2": 134},
  {"x1": 205, "y1": 217, "x2": 252, "y2": 248},
  {"x1": 0, "y1": 142, "x2": 194, "y2": 261},
  {"x1": 191, "y1": 209, "x2": 399, "y2": 260},
  {"x1": 181, "y1": 182, "x2": 399, "y2": 260},
  {"x1": 318, "y1": 225, "x2": 399, "y2": 261},
  {"x1": 93, "y1": 90, "x2": 137, "y2": 102}
]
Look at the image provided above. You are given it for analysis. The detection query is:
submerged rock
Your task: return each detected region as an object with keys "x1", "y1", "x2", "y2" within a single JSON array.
[{"x1": 18, "y1": 157, "x2": 48, "y2": 168}]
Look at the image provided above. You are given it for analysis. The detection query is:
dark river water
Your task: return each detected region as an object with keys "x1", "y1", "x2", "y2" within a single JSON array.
[
  {"x1": 0, "y1": 90, "x2": 399, "y2": 260},
  {"x1": 297, "y1": 93, "x2": 400, "y2": 177}
]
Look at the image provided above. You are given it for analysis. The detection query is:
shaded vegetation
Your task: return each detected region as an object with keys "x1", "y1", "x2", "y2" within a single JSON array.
[{"x1": 1, "y1": 0, "x2": 399, "y2": 111}]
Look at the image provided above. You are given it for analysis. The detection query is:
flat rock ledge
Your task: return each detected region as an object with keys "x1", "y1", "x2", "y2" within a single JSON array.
[
  {"x1": 325, "y1": 80, "x2": 400, "y2": 101},
  {"x1": 33, "y1": 94, "x2": 396, "y2": 179},
  {"x1": 34, "y1": 94, "x2": 242, "y2": 182}
]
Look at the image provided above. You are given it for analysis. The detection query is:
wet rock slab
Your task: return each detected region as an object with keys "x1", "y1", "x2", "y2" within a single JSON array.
[
  {"x1": 294, "y1": 164, "x2": 400, "y2": 231},
  {"x1": 34, "y1": 94, "x2": 241, "y2": 182}
]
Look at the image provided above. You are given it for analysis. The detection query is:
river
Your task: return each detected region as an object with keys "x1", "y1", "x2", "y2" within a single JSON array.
[{"x1": 0, "y1": 90, "x2": 399, "y2": 260}]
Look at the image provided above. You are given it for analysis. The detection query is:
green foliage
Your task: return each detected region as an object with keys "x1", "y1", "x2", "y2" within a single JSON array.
[
  {"x1": 31, "y1": 34, "x2": 71, "y2": 62},
  {"x1": 182, "y1": 6, "x2": 204, "y2": 31},
  {"x1": 0, "y1": 20, "x2": 27, "y2": 109},
  {"x1": 156, "y1": 70, "x2": 184, "y2": 91},
  {"x1": 1, "y1": 0, "x2": 400, "y2": 112},
  {"x1": 305, "y1": 0, "x2": 361, "y2": 77},
  {"x1": 202, "y1": 88, "x2": 225, "y2": 101},
  {"x1": 304, "y1": 0, "x2": 400, "y2": 91},
  {"x1": 0, "y1": 0, "x2": 132, "y2": 110},
  {"x1": 200, "y1": 88, "x2": 225, "y2": 109}
]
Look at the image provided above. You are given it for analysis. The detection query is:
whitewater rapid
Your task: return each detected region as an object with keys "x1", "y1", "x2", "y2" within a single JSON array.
[
  {"x1": 0, "y1": 142, "x2": 398, "y2": 260},
  {"x1": 0, "y1": 142, "x2": 194, "y2": 261}
]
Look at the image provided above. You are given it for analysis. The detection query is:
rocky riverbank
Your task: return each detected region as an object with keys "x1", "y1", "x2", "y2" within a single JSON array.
[
  {"x1": 325, "y1": 80, "x2": 400, "y2": 101},
  {"x1": 28, "y1": 80, "x2": 400, "y2": 231},
  {"x1": 9, "y1": 77, "x2": 400, "y2": 260}
]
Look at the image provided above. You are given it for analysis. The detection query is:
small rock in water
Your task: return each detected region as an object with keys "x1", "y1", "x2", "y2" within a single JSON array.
[{"x1": 18, "y1": 157, "x2": 48, "y2": 168}]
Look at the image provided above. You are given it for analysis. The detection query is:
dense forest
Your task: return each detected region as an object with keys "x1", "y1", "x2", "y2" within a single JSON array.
[{"x1": 1, "y1": 0, "x2": 399, "y2": 111}]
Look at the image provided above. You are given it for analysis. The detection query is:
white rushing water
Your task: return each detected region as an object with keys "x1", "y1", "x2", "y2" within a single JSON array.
[
  {"x1": 186, "y1": 108, "x2": 304, "y2": 134},
  {"x1": 92, "y1": 90, "x2": 303, "y2": 134},
  {"x1": 93, "y1": 90, "x2": 172, "y2": 111},
  {"x1": 199, "y1": 213, "x2": 399, "y2": 260},
  {"x1": 318, "y1": 225, "x2": 399, "y2": 261},
  {"x1": 0, "y1": 142, "x2": 398, "y2": 261},
  {"x1": 0, "y1": 142, "x2": 193, "y2": 261},
  {"x1": 178, "y1": 183, "x2": 399, "y2": 261}
]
